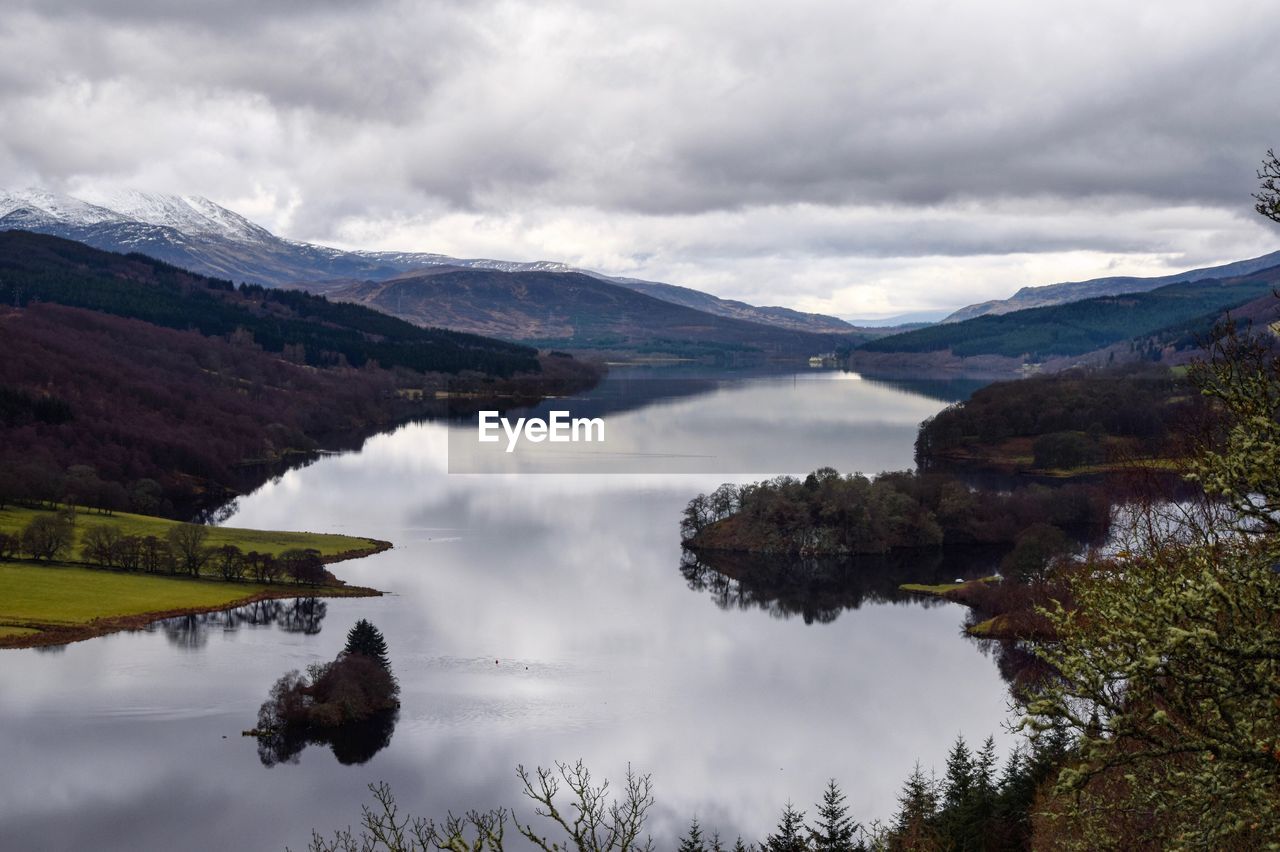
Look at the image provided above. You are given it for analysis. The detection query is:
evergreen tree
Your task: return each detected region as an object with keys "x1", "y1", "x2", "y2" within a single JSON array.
[
  {"x1": 973, "y1": 737, "x2": 997, "y2": 802},
  {"x1": 710, "y1": 831, "x2": 726, "y2": 852},
  {"x1": 962, "y1": 736, "x2": 999, "y2": 850},
  {"x1": 994, "y1": 748, "x2": 1034, "y2": 850},
  {"x1": 344, "y1": 619, "x2": 392, "y2": 672},
  {"x1": 941, "y1": 736, "x2": 974, "y2": 813},
  {"x1": 764, "y1": 802, "x2": 809, "y2": 852},
  {"x1": 732, "y1": 836, "x2": 751, "y2": 852},
  {"x1": 809, "y1": 780, "x2": 861, "y2": 852},
  {"x1": 939, "y1": 736, "x2": 976, "y2": 849},
  {"x1": 678, "y1": 817, "x2": 707, "y2": 852},
  {"x1": 891, "y1": 764, "x2": 938, "y2": 851}
]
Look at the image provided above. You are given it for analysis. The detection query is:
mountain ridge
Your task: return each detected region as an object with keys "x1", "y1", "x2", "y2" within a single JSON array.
[
  {"x1": 943, "y1": 250, "x2": 1280, "y2": 322},
  {"x1": 0, "y1": 188, "x2": 856, "y2": 335}
]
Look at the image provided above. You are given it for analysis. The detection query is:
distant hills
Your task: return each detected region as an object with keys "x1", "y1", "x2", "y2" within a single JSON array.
[
  {"x1": 942, "y1": 250, "x2": 1280, "y2": 323},
  {"x1": 0, "y1": 189, "x2": 858, "y2": 342},
  {"x1": 857, "y1": 264, "x2": 1280, "y2": 372},
  {"x1": 315, "y1": 267, "x2": 861, "y2": 356}
]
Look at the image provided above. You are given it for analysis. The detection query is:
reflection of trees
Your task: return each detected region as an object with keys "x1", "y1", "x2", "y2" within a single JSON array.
[
  {"x1": 257, "y1": 708, "x2": 398, "y2": 768},
  {"x1": 680, "y1": 546, "x2": 1007, "y2": 625},
  {"x1": 276, "y1": 598, "x2": 327, "y2": 635},
  {"x1": 149, "y1": 598, "x2": 328, "y2": 649}
]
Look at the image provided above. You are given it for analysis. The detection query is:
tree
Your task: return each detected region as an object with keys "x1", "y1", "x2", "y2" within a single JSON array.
[
  {"x1": 21, "y1": 514, "x2": 74, "y2": 562},
  {"x1": 0, "y1": 531, "x2": 20, "y2": 560},
  {"x1": 1023, "y1": 322, "x2": 1280, "y2": 847},
  {"x1": 972, "y1": 736, "x2": 997, "y2": 811},
  {"x1": 941, "y1": 737, "x2": 973, "y2": 815},
  {"x1": 344, "y1": 619, "x2": 392, "y2": 673},
  {"x1": 139, "y1": 536, "x2": 170, "y2": 574},
  {"x1": 809, "y1": 781, "x2": 860, "y2": 852},
  {"x1": 115, "y1": 535, "x2": 143, "y2": 572},
  {"x1": 282, "y1": 548, "x2": 327, "y2": 585},
  {"x1": 999, "y1": 523, "x2": 1070, "y2": 584},
  {"x1": 82, "y1": 523, "x2": 123, "y2": 568},
  {"x1": 763, "y1": 803, "x2": 808, "y2": 852},
  {"x1": 678, "y1": 817, "x2": 707, "y2": 852},
  {"x1": 890, "y1": 763, "x2": 939, "y2": 852},
  {"x1": 305, "y1": 764, "x2": 655, "y2": 852},
  {"x1": 215, "y1": 544, "x2": 245, "y2": 581},
  {"x1": 167, "y1": 523, "x2": 210, "y2": 576},
  {"x1": 1256, "y1": 147, "x2": 1280, "y2": 223}
]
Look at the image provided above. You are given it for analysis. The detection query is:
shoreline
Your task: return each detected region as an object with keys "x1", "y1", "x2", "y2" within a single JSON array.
[{"x1": 0, "y1": 538, "x2": 393, "y2": 651}]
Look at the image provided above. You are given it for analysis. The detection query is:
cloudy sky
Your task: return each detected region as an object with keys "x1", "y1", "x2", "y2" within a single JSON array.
[{"x1": 2, "y1": 0, "x2": 1278, "y2": 318}]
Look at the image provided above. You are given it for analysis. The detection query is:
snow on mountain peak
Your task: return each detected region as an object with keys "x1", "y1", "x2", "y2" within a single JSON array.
[
  {"x1": 76, "y1": 189, "x2": 273, "y2": 244},
  {"x1": 0, "y1": 188, "x2": 127, "y2": 227}
]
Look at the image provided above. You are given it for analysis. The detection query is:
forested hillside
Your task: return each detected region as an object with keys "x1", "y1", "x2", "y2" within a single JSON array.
[
  {"x1": 0, "y1": 230, "x2": 541, "y2": 377},
  {"x1": 860, "y1": 272, "x2": 1279, "y2": 360},
  {"x1": 0, "y1": 233, "x2": 596, "y2": 516},
  {"x1": 915, "y1": 365, "x2": 1196, "y2": 472}
]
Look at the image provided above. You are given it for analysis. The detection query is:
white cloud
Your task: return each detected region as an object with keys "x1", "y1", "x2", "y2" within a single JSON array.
[{"x1": 1, "y1": 0, "x2": 1278, "y2": 315}]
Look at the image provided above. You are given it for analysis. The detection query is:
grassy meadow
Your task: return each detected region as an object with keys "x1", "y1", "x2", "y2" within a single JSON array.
[
  {"x1": 0, "y1": 505, "x2": 382, "y2": 562},
  {"x1": 0, "y1": 505, "x2": 388, "y2": 648}
]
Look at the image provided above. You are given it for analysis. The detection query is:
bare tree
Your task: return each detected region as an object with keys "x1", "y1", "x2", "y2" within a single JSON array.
[
  {"x1": 515, "y1": 761, "x2": 655, "y2": 852},
  {"x1": 21, "y1": 514, "x2": 74, "y2": 562},
  {"x1": 82, "y1": 523, "x2": 123, "y2": 568},
  {"x1": 167, "y1": 523, "x2": 211, "y2": 576},
  {"x1": 302, "y1": 763, "x2": 655, "y2": 852},
  {"x1": 216, "y1": 544, "x2": 246, "y2": 581},
  {"x1": 1257, "y1": 148, "x2": 1280, "y2": 223}
]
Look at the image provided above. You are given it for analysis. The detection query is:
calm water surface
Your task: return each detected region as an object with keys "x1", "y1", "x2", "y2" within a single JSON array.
[{"x1": 0, "y1": 370, "x2": 1015, "y2": 851}]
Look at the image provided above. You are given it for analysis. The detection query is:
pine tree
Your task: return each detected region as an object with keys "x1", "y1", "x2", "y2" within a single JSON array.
[
  {"x1": 732, "y1": 836, "x2": 751, "y2": 852},
  {"x1": 994, "y1": 748, "x2": 1033, "y2": 849},
  {"x1": 810, "y1": 780, "x2": 860, "y2": 852},
  {"x1": 678, "y1": 817, "x2": 707, "y2": 852},
  {"x1": 891, "y1": 763, "x2": 938, "y2": 850},
  {"x1": 941, "y1": 736, "x2": 974, "y2": 813},
  {"x1": 764, "y1": 802, "x2": 809, "y2": 852},
  {"x1": 973, "y1": 737, "x2": 997, "y2": 801},
  {"x1": 709, "y1": 831, "x2": 726, "y2": 852},
  {"x1": 964, "y1": 736, "x2": 998, "y2": 849},
  {"x1": 343, "y1": 619, "x2": 392, "y2": 672}
]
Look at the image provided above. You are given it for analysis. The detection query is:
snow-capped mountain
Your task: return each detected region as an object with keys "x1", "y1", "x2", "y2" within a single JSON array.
[
  {"x1": 78, "y1": 190, "x2": 279, "y2": 244},
  {"x1": 0, "y1": 188, "x2": 857, "y2": 333}
]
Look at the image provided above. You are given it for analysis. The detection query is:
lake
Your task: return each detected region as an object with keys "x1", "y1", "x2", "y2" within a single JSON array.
[{"x1": 0, "y1": 368, "x2": 1016, "y2": 851}]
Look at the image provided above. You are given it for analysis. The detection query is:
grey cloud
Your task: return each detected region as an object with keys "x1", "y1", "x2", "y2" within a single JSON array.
[
  {"x1": 0, "y1": 0, "x2": 1277, "y2": 313},
  {"x1": 5, "y1": 0, "x2": 1278, "y2": 215}
]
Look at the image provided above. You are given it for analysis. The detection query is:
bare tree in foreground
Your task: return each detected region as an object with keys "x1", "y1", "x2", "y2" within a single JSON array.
[{"x1": 299, "y1": 762, "x2": 654, "y2": 852}]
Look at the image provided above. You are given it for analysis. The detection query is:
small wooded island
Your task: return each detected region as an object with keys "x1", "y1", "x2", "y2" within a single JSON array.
[
  {"x1": 681, "y1": 468, "x2": 1109, "y2": 556},
  {"x1": 251, "y1": 619, "x2": 401, "y2": 767}
]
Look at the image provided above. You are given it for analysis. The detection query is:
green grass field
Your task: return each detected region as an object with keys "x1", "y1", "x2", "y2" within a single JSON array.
[
  {"x1": 0, "y1": 504, "x2": 381, "y2": 562},
  {"x1": 0, "y1": 505, "x2": 388, "y2": 648},
  {"x1": 0, "y1": 561, "x2": 278, "y2": 627}
]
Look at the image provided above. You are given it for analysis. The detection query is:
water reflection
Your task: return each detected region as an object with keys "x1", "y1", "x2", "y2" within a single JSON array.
[
  {"x1": 257, "y1": 709, "x2": 398, "y2": 768},
  {"x1": 147, "y1": 598, "x2": 328, "y2": 649},
  {"x1": 0, "y1": 369, "x2": 1025, "y2": 852},
  {"x1": 680, "y1": 546, "x2": 1008, "y2": 625}
]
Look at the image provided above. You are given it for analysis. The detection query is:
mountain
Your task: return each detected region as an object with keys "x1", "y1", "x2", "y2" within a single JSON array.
[
  {"x1": 0, "y1": 231, "x2": 595, "y2": 517},
  {"x1": 860, "y1": 264, "x2": 1280, "y2": 363},
  {"x1": 0, "y1": 230, "x2": 544, "y2": 377},
  {"x1": 942, "y1": 250, "x2": 1280, "y2": 323},
  {"x1": 0, "y1": 188, "x2": 855, "y2": 335},
  {"x1": 323, "y1": 267, "x2": 859, "y2": 356}
]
